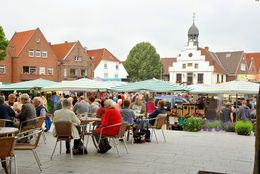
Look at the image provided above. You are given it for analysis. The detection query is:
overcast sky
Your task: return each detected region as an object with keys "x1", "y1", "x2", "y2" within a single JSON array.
[{"x1": 1, "y1": 0, "x2": 260, "y2": 60}]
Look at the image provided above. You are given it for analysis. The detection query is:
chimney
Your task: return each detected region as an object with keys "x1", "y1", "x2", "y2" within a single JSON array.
[
  {"x1": 48, "y1": 42, "x2": 51, "y2": 45},
  {"x1": 205, "y1": 46, "x2": 209, "y2": 51},
  {"x1": 64, "y1": 41, "x2": 68, "y2": 43}
]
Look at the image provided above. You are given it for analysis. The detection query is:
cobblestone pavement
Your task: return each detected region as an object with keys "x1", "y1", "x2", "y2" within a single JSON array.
[{"x1": 2, "y1": 130, "x2": 255, "y2": 174}]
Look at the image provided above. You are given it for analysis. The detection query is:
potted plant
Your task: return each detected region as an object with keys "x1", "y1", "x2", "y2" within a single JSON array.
[
  {"x1": 205, "y1": 121, "x2": 214, "y2": 132},
  {"x1": 183, "y1": 116, "x2": 202, "y2": 132},
  {"x1": 235, "y1": 121, "x2": 253, "y2": 136},
  {"x1": 214, "y1": 120, "x2": 223, "y2": 131},
  {"x1": 224, "y1": 121, "x2": 235, "y2": 132}
]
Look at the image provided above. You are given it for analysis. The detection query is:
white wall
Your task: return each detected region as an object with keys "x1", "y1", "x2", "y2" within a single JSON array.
[
  {"x1": 169, "y1": 45, "x2": 225, "y2": 85},
  {"x1": 94, "y1": 60, "x2": 128, "y2": 79}
]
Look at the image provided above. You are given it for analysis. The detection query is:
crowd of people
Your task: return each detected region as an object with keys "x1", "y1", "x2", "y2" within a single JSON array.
[{"x1": 0, "y1": 91, "x2": 167, "y2": 154}]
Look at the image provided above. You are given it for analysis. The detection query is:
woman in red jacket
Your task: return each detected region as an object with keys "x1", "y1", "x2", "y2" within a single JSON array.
[{"x1": 94, "y1": 99, "x2": 122, "y2": 153}]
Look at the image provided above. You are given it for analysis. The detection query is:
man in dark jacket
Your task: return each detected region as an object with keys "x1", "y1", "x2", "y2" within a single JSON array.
[
  {"x1": 0, "y1": 95, "x2": 15, "y2": 127},
  {"x1": 16, "y1": 93, "x2": 36, "y2": 128},
  {"x1": 238, "y1": 100, "x2": 251, "y2": 121},
  {"x1": 149, "y1": 100, "x2": 166, "y2": 125}
]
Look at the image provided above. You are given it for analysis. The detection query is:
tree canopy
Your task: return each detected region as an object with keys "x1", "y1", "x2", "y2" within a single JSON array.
[
  {"x1": 0, "y1": 26, "x2": 8, "y2": 60},
  {"x1": 124, "y1": 42, "x2": 162, "y2": 81}
]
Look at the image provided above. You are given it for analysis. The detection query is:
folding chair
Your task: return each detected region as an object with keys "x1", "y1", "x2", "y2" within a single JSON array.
[
  {"x1": 51, "y1": 121, "x2": 73, "y2": 160},
  {"x1": 96, "y1": 122, "x2": 128, "y2": 157},
  {"x1": 35, "y1": 116, "x2": 47, "y2": 144},
  {"x1": 0, "y1": 137, "x2": 18, "y2": 174},
  {"x1": 148, "y1": 114, "x2": 167, "y2": 144},
  {"x1": 15, "y1": 130, "x2": 43, "y2": 172}
]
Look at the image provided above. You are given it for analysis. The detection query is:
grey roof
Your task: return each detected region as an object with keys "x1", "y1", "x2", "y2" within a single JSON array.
[
  {"x1": 215, "y1": 51, "x2": 244, "y2": 75},
  {"x1": 188, "y1": 23, "x2": 199, "y2": 35}
]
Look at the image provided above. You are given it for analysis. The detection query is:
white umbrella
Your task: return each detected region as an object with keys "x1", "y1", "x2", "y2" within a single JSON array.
[
  {"x1": 42, "y1": 78, "x2": 111, "y2": 92},
  {"x1": 191, "y1": 80, "x2": 260, "y2": 94}
]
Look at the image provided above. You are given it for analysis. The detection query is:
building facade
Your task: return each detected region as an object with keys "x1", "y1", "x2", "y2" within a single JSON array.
[
  {"x1": 87, "y1": 48, "x2": 128, "y2": 80},
  {"x1": 0, "y1": 28, "x2": 58, "y2": 83},
  {"x1": 51, "y1": 41, "x2": 93, "y2": 81},
  {"x1": 169, "y1": 20, "x2": 250, "y2": 85}
]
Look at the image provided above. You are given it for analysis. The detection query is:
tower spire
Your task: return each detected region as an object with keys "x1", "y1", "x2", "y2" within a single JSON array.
[{"x1": 193, "y1": 12, "x2": 195, "y2": 23}]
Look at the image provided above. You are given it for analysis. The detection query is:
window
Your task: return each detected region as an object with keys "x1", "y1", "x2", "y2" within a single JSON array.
[
  {"x1": 197, "y1": 73, "x2": 204, "y2": 84},
  {"x1": 36, "y1": 50, "x2": 41, "y2": 57},
  {"x1": 217, "y1": 74, "x2": 219, "y2": 83},
  {"x1": 221, "y1": 74, "x2": 224, "y2": 82},
  {"x1": 116, "y1": 65, "x2": 119, "y2": 70},
  {"x1": 39, "y1": 67, "x2": 45, "y2": 75},
  {"x1": 241, "y1": 63, "x2": 246, "y2": 71},
  {"x1": 182, "y1": 64, "x2": 186, "y2": 69},
  {"x1": 0, "y1": 65, "x2": 6, "y2": 74},
  {"x1": 81, "y1": 69, "x2": 86, "y2": 77},
  {"x1": 115, "y1": 74, "x2": 119, "y2": 78},
  {"x1": 64, "y1": 68, "x2": 67, "y2": 77},
  {"x1": 104, "y1": 73, "x2": 108, "y2": 78},
  {"x1": 226, "y1": 53, "x2": 231, "y2": 58},
  {"x1": 42, "y1": 51, "x2": 47, "y2": 58},
  {"x1": 187, "y1": 73, "x2": 193, "y2": 84},
  {"x1": 104, "y1": 63, "x2": 108, "y2": 69},
  {"x1": 195, "y1": 63, "x2": 198, "y2": 69},
  {"x1": 23, "y1": 66, "x2": 36, "y2": 74},
  {"x1": 74, "y1": 56, "x2": 82, "y2": 61},
  {"x1": 176, "y1": 73, "x2": 182, "y2": 83},
  {"x1": 187, "y1": 63, "x2": 192, "y2": 67},
  {"x1": 70, "y1": 69, "x2": 77, "y2": 76},
  {"x1": 48, "y1": 68, "x2": 53, "y2": 75},
  {"x1": 29, "y1": 50, "x2": 34, "y2": 57}
]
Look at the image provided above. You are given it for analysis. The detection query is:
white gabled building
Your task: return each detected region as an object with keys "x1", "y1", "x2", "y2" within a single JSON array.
[
  {"x1": 87, "y1": 48, "x2": 128, "y2": 80},
  {"x1": 169, "y1": 20, "x2": 227, "y2": 85}
]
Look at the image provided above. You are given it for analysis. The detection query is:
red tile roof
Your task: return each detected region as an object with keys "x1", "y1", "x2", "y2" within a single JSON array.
[
  {"x1": 199, "y1": 48, "x2": 226, "y2": 74},
  {"x1": 87, "y1": 48, "x2": 120, "y2": 69},
  {"x1": 8, "y1": 29, "x2": 36, "y2": 57},
  {"x1": 160, "y1": 58, "x2": 176, "y2": 75},
  {"x1": 51, "y1": 41, "x2": 76, "y2": 60},
  {"x1": 245, "y1": 52, "x2": 260, "y2": 73}
]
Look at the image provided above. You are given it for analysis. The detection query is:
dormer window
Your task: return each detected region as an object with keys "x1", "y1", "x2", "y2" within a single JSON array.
[
  {"x1": 74, "y1": 56, "x2": 82, "y2": 61},
  {"x1": 226, "y1": 53, "x2": 231, "y2": 58}
]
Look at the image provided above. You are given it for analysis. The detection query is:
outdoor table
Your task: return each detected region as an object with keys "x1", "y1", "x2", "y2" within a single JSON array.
[
  {"x1": 135, "y1": 113, "x2": 146, "y2": 119},
  {"x1": 80, "y1": 117, "x2": 101, "y2": 154},
  {"x1": 0, "y1": 127, "x2": 18, "y2": 137}
]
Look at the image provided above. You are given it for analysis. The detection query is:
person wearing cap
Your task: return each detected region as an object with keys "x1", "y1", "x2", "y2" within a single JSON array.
[
  {"x1": 16, "y1": 93, "x2": 37, "y2": 128},
  {"x1": 221, "y1": 102, "x2": 234, "y2": 123}
]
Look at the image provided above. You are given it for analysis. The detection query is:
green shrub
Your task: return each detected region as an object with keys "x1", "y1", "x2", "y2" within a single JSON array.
[
  {"x1": 224, "y1": 122, "x2": 235, "y2": 132},
  {"x1": 204, "y1": 121, "x2": 215, "y2": 129},
  {"x1": 184, "y1": 116, "x2": 202, "y2": 132},
  {"x1": 235, "y1": 121, "x2": 253, "y2": 136},
  {"x1": 214, "y1": 121, "x2": 223, "y2": 130}
]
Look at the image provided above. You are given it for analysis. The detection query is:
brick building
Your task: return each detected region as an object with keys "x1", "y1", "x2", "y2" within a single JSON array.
[
  {"x1": 51, "y1": 41, "x2": 93, "y2": 81},
  {"x1": 0, "y1": 28, "x2": 58, "y2": 83}
]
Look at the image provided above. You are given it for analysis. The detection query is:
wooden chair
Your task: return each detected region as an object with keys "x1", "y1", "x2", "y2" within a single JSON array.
[
  {"x1": 176, "y1": 104, "x2": 183, "y2": 116},
  {"x1": 97, "y1": 122, "x2": 128, "y2": 157},
  {"x1": 51, "y1": 121, "x2": 73, "y2": 160},
  {"x1": 35, "y1": 116, "x2": 47, "y2": 144},
  {"x1": 182, "y1": 104, "x2": 189, "y2": 116},
  {"x1": 149, "y1": 114, "x2": 167, "y2": 144},
  {"x1": 19, "y1": 117, "x2": 39, "y2": 132},
  {"x1": 189, "y1": 104, "x2": 196, "y2": 116},
  {"x1": 15, "y1": 130, "x2": 43, "y2": 172},
  {"x1": 0, "y1": 119, "x2": 15, "y2": 127},
  {"x1": 0, "y1": 137, "x2": 18, "y2": 174}
]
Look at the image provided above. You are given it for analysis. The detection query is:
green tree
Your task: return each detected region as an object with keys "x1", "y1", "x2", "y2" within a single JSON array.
[
  {"x1": 124, "y1": 42, "x2": 162, "y2": 81},
  {"x1": 0, "y1": 26, "x2": 9, "y2": 60}
]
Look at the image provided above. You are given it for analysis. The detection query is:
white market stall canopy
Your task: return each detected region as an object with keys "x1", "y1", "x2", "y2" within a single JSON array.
[
  {"x1": 42, "y1": 78, "x2": 111, "y2": 92},
  {"x1": 191, "y1": 80, "x2": 260, "y2": 94},
  {"x1": 0, "y1": 79, "x2": 58, "y2": 91},
  {"x1": 110, "y1": 78, "x2": 190, "y2": 92}
]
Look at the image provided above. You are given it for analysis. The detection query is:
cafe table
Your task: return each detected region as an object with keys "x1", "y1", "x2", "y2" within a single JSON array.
[
  {"x1": 0, "y1": 127, "x2": 18, "y2": 137},
  {"x1": 80, "y1": 117, "x2": 101, "y2": 154}
]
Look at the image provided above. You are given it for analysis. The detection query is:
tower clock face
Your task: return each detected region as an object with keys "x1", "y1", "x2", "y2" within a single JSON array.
[{"x1": 188, "y1": 53, "x2": 193, "y2": 57}]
